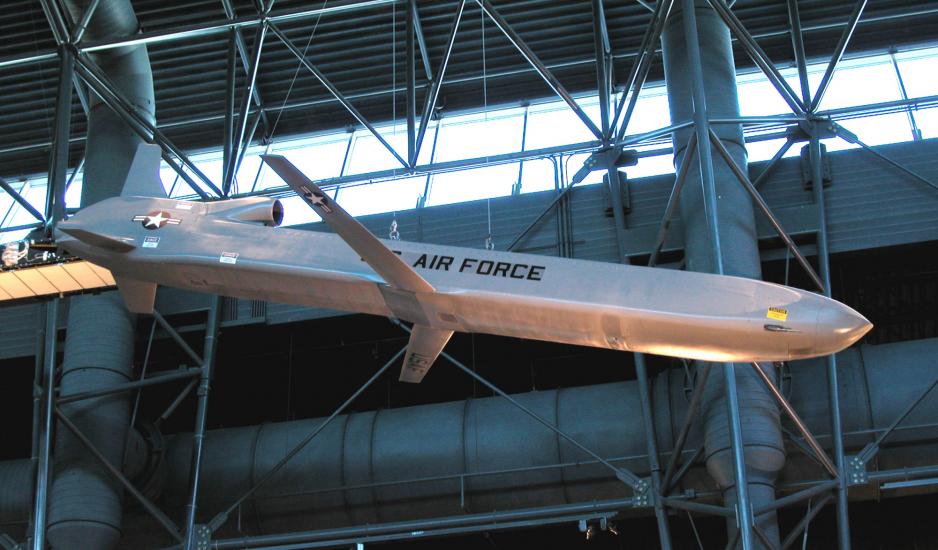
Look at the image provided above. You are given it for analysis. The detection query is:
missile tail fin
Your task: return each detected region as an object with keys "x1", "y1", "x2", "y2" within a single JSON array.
[
  {"x1": 115, "y1": 276, "x2": 157, "y2": 314},
  {"x1": 120, "y1": 144, "x2": 167, "y2": 199},
  {"x1": 399, "y1": 324, "x2": 454, "y2": 383}
]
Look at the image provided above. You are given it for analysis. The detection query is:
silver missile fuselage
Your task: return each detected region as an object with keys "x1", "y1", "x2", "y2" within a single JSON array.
[{"x1": 56, "y1": 195, "x2": 871, "y2": 363}]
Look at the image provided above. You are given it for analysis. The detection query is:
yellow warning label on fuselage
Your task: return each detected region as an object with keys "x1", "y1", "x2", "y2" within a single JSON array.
[{"x1": 767, "y1": 307, "x2": 789, "y2": 321}]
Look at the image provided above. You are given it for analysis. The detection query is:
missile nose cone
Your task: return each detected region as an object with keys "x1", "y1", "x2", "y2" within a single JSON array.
[{"x1": 816, "y1": 300, "x2": 873, "y2": 355}]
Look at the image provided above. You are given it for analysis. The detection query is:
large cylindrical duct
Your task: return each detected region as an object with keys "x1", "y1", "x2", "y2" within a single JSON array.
[
  {"x1": 1, "y1": 340, "x2": 937, "y2": 545},
  {"x1": 49, "y1": 1, "x2": 154, "y2": 549},
  {"x1": 661, "y1": 0, "x2": 784, "y2": 545}
]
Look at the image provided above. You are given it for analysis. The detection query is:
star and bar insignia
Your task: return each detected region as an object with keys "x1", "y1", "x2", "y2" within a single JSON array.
[{"x1": 132, "y1": 210, "x2": 182, "y2": 230}]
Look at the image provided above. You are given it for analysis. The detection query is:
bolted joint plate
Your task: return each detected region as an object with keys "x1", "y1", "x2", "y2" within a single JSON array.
[
  {"x1": 846, "y1": 455, "x2": 869, "y2": 486},
  {"x1": 193, "y1": 524, "x2": 212, "y2": 550},
  {"x1": 629, "y1": 477, "x2": 653, "y2": 507}
]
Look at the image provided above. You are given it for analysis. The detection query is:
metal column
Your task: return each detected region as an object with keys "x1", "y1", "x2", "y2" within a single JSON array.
[
  {"x1": 182, "y1": 297, "x2": 223, "y2": 550},
  {"x1": 31, "y1": 300, "x2": 58, "y2": 550}
]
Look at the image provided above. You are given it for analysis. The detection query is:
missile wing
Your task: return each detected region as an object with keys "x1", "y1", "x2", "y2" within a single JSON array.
[{"x1": 54, "y1": 145, "x2": 872, "y2": 384}]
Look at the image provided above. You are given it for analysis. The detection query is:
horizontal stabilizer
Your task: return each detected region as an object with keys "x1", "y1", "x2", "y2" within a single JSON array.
[
  {"x1": 115, "y1": 276, "x2": 157, "y2": 314},
  {"x1": 400, "y1": 324, "x2": 454, "y2": 383},
  {"x1": 121, "y1": 143, "x2": 167, "y2": 198},
  {"x1": 261, "y1": 155, "x2": 434, "y2": 294}
]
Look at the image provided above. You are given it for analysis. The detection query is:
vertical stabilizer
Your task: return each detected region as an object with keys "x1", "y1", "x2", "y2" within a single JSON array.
[
  {"x1": 115, "y1": 276, "x2": 157, "y2": 314},
  {"x1": 120, "y1": 144, "x2": 167, "y2": 198}
]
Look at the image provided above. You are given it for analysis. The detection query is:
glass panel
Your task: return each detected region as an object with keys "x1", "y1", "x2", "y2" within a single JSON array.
[
  {"x1": 525, "y1": 101, "x2": 600, "y2": 150},
  {"x1": 345, "y1": 126, "x2": 433, "y2": 175},
  {"x1": 625, "y1": 148, "x2": 675, "y2": 180},
  {"x1": 426, "y1": 163, "x2": 517, "y2": 206},
  {"x1": 434, "y1": 111, "x2": 524, "y2": 162},
  {"x1": 337, "y1": 176, "x2": 426, "y2": 217},
  {"x1": 278, "y1": 195, "x2": 321, "y2": 227},
  {"x1": 838, "y1": 112, "x2": 923, "y2": 146},
  {"x1": 896, "y1": 55, "x2": 938, "y2": 99},
  {"x1": 915, "y1": 107, "x2": 938, "y2": 139},
  {"x1": 520, "y1": 158, "x2": 556, "y2": 194},
  {"x1": 737, "y1": 71, "x2": 804, "y2": 117},
  {"x1": 620, "y1": 88, "x2": 672, "y2": 136},
  {"x1": 813, "y1": 58, "x2": 901, "y2": 111}
]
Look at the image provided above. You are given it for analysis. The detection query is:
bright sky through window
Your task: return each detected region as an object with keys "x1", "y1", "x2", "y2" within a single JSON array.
[{"x1": 2, "y1": 47, "x2": 937, "y2": 242}]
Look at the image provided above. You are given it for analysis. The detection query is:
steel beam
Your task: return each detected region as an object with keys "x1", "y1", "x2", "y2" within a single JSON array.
[
  {"x1": 833, "y1": 124, "x2": 938, "y2": 193},
  {"x1": 414, "y1": 0, "x2": 466, "y2": 165},
  {"x1": 648, "y1": 133, "x2": 696, "y2": 267},
  {"x1": 780, "y1": 494, "x2": 833, "y2": 550},
  {"x1": 634, "y1": 354, "x2": 673, "y2": 549},
  {"x1": 809, "y1": 131, "x2": 851, "y2": 549},
  {"x1": 38, "y1": 0, "x2": 67, "y2": 45},
  {"x1": 706, "y1": 0, "x2": 806, "y2": 115},
  {"x1": 708, "y1": 129, "x2": 825, "y2": 291},
  {"x1": 677, "y1": 2, "x2": 753, "y2": 548},
  {"x1": 152, "y1": 310, "x2": 205, "y2": 367},
  {"x1": 225, "y1": 23, "x2": 267, "y2": 195},
  {"x1": 406, "y1": 0, "x2": 417, "y2": 165},
  {"x1": 73, "y1": 56, "x2": 223, "y2": 197},
  {"x1": 0, "y1": 177, "x2": 45, "y2": 223},
  {"x1": 752, "y1": 138, "x2": 794, "y2": 190},
  {"x1": 46, "y1": 47, "x2": 74, "y2": 225},
  {"x1": 31, "y1": 300, "x2": 58, "y2": 550},
  {"x1": 270, "y1": 22, "x2": 409, "y2": 169},
  {"x1": 71, "y1": 0, "x2": 103, "y2": 44},
  {"x1": 220, "y1": 0, "x2": 271, "y2": 132},
  {"x1": 475, "y1": 0, "x2": 603, "y2": 140},
  {"x1": 591, "y1": 0, "x2": 612, "y2": 137},
  {"x1": 207, "y1": 345, "x2": 406, "y2": 534},
  {"x1": 750, "y1": 363, "x2": 837, "y2": 477},
  {"x1": 183, "y1": 297, "x2": 222, "y2": 550},
  {"x1": 222, "y1": 29, "x2": 237, "y2": 188},
  {"x1": 57, "y1": 367, "x2": 202, "y2": 405},
  {"x1": 810, "y1": 0, "x2": 869, "y2": 112},
  {"x1": 613, "y1": 0, "x2": 673, "y2": 142},
  {"x1": 411, "y1": 0, "x2": 433, "y2": 82},
  {"x1": 660, "y1": 361, "x2": 712, "y2": 493},
  {"x1": 786, "y1": 0, "x2": 811, "y2": 105}
]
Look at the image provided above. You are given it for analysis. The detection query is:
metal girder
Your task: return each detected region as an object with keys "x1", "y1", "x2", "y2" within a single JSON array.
[
  {"x1": 219, "y1": 0, "x2": 271, "y2": 139},
  {"x1": 406, "y1": 0, "x2": 417, "y2": 165},
  {"x1": 206, "y1": 345, "x2": 406, "y2": 535},
  {"x1": 72, "y1": 0, "x2": 103, "y2": 44},
  {"x1": 612, "y1": 0, "x2": 673, "y2": 142},
  {"x1": 183, "y1": 297, "x2": 222, "y2": 550},
  {"x1": 750, "y1": 363, "x2": 838, "y2": 477},
  {"x1": 475, "y1": 0, "x2": 603, "y2": 140},
  {"x1": 786, "y1": 0, "x2": 811, "y2": 105},
  {"x1": 781, "y1": 494, "x2": 833, "y2": 550},
  {"x1": 57, "y1": 368, "x2": 202, "y2": 405},
  {"x1": 677, "y1": 3, "x2": 754, "y2": 548},
  {"x1": 270, "y1": 22, "x2": 409, "y2": 169},
  {"x1": 752, "y1": 138, "x2": 794, "y2": 189},
  {"x1": 707, "y1": 128, "x2": 825, "y2": 291},
  {"x1": 832, "y1": 122, "x2": 938, "y2": 192},
  {"x1": 634, "y1": 354, "x2": 673, "y2": 549},
  {"x1": 591, "y1": 0, "x2": 612, "y2": 137},
  {"x1": 46, "y1": 47, "x2": 74, "y2": 226},
  {"x1": 810, "y1": 0, "x2": 868, "y2": 112},
  {"x1": 31, "y1": 300, "x2": 58, "y2": 550},
  {"x1": 224, "y1": 22, "x2": 267, "y2": 195},
  {"x1": 660, "y1": 361, "x2": 712, "y2": 493},
  {"x1": 0, "y1": 177, "x2": 45, "y2": 223},
  {"x1": 648, "y1": 132, "x2": 696, "y2": 267},
  {"x1": 73, "y1": 55, "x2": 223, "y2": 198},
  {"x1": 411, "y1": 0, "x2": 433, "y2": 82},
  {"x1": 38, "y1": 0, "x2": 68, "y2": 45},
  {"x1": 706, "y1": 0, "x2": 806, "y2": 116},
  {"x1": 414, "y1": 0, "x2": 467, "y2": 167},
  {"x1": 808, "y1": 128, "x2": 851, "y2": 550},
  {"x1": 403, "y1": 320, "x2": 649, "y2": 493}
]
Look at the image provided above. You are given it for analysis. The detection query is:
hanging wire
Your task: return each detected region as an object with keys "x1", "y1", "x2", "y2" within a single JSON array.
[
  {"x1": 269, "y1": 0, "x2": 330, "y2": 139},
  {"x1": 391, "y1": 0, "x2": 397, "y2": 134},
  {"x1": 481, "y1": 4, "x2": 488, "y2": 122},
  {"x1": 485, "y1": 198, "x2": 494, "y2": 250}
]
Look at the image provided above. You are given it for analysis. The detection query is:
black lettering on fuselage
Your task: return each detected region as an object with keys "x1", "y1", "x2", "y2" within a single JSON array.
[
  {"x1": 413, "y1": 254, "x2": 428, "y2": 268},
  {"x1": 438, "y1": 256, "x2": 454, "y2": 271},
  {"x1": 510, "y1": 264, "x2": 528, "y2": 279},
  {"x1": 477, "y1": 260, "x2": 494, "y2": 275},
  {"x1": 493, "y1": 262, "x2": 511, "y2": 277},
  {"x1": 460, "y1": 258, "x2": 478, "y2": 272},
  {"x1": 528, "y1": 265, "x2": 545, "y2": 281}
]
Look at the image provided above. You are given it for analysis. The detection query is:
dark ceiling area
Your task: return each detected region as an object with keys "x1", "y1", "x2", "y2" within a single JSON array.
[{"x1": 1, "y1": 0, "x2": 937, "y2": 179}]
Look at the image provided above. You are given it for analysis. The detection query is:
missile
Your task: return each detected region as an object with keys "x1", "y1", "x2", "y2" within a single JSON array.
[{"x1": 56, "y1": 145, "x2": 871, "y2": 382}]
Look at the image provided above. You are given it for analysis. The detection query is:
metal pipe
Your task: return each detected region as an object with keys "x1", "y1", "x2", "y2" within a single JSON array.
[
  {"x1": 211, "y1": 497, "x2": 635, "y2": 549},
  {"x1": 183, "y1": 297, "x2": 222, "y2": 550},
  {"x1": 662, "y1": 497, "x2": 734, "y2": 518},
  {"x1": 31, "y1": 300, "x2": 58, "y2": 550},
  {"x1": 71, "y1": 0, "x2": 103, "y2": 44},
  {"x1": 635, "y1": 354, "x2": 673, "y2": 549},
  {"x1": 406, "y1": 0, "x2": 417, "y2": 165},
  {"x1": 810, "y1": 0, "x2": 869, "y2": 112},
  {"x1": 708, "y1": 129, "x2": 825, "y2": 291},
  {"x1": 411, "y1": 0, "x2": 432, "y2": 82},
  {"x1": 152, "y1": 310, "x2": 205, "y2": 367},
  {"x1": 475, "y1": 0, "x2": 603, "y2": 140},
  {"x1": 752, "y1": 139, "x2": 793, "y2": 190},
  {"x1": 222, "y1": 29, "x2": 237, "y2": 189},
  {"x1": 0, "y1": 178, "x2": 45, "y2": 223},
  {"x1": 592, "y1": 0, "x2": 611, "y2": 138},
  {"x1": 750, "y1": 363, "x2": 837, "y2": 477},
  {"x1": 46, "y1": 47, "x2": 74, "y2": 225},
  {"x1": 57, "y1": 368, "x2": 202, "y2": 405},
  {"x1": 752, "y1": 480, "x2": 836, "y2": 516},
  {"x1": 780, "y1": 494, "x2": 833, "y2": 550},
  {"x1": 270, "y1": 23, "x2": 409, "y2": 169}
]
